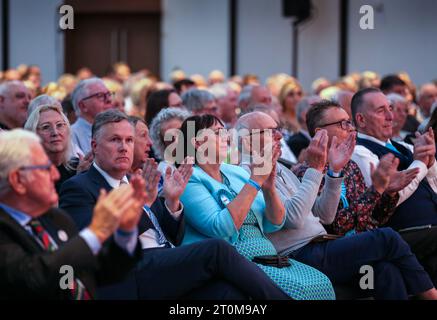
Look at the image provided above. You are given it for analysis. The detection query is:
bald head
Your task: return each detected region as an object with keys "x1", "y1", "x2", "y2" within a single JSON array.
[{"x1": 236, "y1": 111, "x2": 276, "y2": 132}]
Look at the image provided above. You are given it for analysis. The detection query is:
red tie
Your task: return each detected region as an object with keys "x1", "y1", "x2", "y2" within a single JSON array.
[{"x1": 29, "y1": 219, "x2": 92, "y2": 300}]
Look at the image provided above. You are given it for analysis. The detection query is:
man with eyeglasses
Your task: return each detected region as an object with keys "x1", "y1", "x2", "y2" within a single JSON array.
[
  {"x1": 0, "y1": 129, "x2": 144, "y2": 299},
  {"x1": 0, "y1": 80, "x2": 31, "y2": 130},
  {"x1": 236, "y1": 110, "x2": 437, "y2": 300},
  {"x1": 71, "y1": 78, "x2": 115, "y2": 156}
]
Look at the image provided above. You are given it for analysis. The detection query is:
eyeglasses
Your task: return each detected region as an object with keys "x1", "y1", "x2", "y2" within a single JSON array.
[
  {"x1": 247, "y1": 127, "x2": 282, "y2": 136},
  {"x1": 18, "y1": 161, "x2": 53, "y2": 173},
  {"x1": 81, "y1": 91, "x2": 113, "y2": 102},
  {"x1": 37, "y1": 122, "x2": 67, "y2": 134},
  {"x1": 319, "y1": 119, "x2": 355, "y2": 131}
]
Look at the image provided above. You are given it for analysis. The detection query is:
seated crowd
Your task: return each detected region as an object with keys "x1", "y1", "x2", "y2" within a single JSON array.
[{"x1": 1, "y1": 64, "x2": 437, "y2": 300}]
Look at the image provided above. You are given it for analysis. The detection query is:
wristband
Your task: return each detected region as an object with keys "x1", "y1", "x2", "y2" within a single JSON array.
[
  {"x1": 327, "y1": 169, "x2": 342, "y2": 178},
  {"x1": 247, "y1": 179, "x2": 262, "y2": 191}
]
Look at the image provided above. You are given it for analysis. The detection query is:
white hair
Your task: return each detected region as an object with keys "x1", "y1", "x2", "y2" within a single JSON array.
[
  {"x1": 24, "y1": 104, "x2": 74, "y2": 164},
  {"x1": 238, "y1": 85, "x2": 255, "y2": 108},
  {"x1": 209, "y1": 83, "x2": 231, "y2": 100},
  {"x1": 149, "y1": 107, "x2": 191, "y2": 159},
  {"x1": 71, "y1": 77, "x2": 105, "y2": 116},
  {"x1": 28, "y1": 94, "x2": 62, "y2": 116},
  {"x1": 386, "y1": 93, "x2": 407, "y2": 105},
  {"x1": 181, "y1": 89, "x2": 215, "y2": 112},
  {"x1": 0, "y1": 80, "x2": 25, "y2": 97},
  {"x1": 0, "y1": 129, "x2": 41, "y2": 194}
]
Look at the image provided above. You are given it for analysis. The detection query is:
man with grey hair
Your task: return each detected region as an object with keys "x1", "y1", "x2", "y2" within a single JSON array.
[
  {"x1": 27, "y1": 94, "x2": 62, "y2": 116},
  {"x1": 0, "y1": 80, "x2": 31, "y2": 130},
  {"x1": 209, "y1": 83, "x2": 238, "y2": 128},
  {"x1": 70, "y1": 78, "x2": 114, "y2": 156},
  {"x1": 287, "y1": 96, "x2": 321, "y2": 159},
  {"x1": 417, "y1": 83, "x2": 437, "y2": 130},
  {"x1": 0, "y1": 129, "x2": 143, "y2": 299},
  {"x1": 332, "y1": 90, "x2": 354, "y2": 118},
  {"x1": 387, "y1": 93, "x2": 410, "y2": 141},
  {"x1": 181, "y1": 88, "x2": 220, "y2": 118}
]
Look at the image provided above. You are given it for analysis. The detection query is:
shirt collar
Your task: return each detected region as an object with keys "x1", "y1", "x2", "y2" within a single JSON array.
[
  {"x1": 357, "y1": 132, "x2": 389, "y2": 146},
  {"x1": 93, "y1": 162, "x2": 129, "y2": 188},
  {"x1": 0, "y1": 203, "x2": 32, "y2": 227}
]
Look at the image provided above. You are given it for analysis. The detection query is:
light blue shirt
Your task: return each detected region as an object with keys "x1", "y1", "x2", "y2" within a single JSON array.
[{"x1": 71, "y1": 117, "x2": 92, "y2": 156}]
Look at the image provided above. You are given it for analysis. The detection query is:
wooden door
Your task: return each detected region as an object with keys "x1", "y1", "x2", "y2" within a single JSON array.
[{"x1": 65, "y1": 12, "x2": 160, "y2": 76}]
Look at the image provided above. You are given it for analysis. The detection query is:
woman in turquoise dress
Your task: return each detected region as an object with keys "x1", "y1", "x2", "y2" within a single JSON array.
[{"x1": 177, "y1": 114, "x2": 335, "y2": 300}]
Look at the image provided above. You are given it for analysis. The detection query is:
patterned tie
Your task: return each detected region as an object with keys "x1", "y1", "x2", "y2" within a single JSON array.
[
  {"x1": 143, "y1": 205, "x2": 172, "y2": 248},
  {"x1": 28, "y1": 219, "x2": 92, "y2": 300}
]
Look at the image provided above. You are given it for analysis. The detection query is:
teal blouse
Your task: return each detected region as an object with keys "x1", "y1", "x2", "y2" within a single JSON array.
[{"x1": 180, "y1": 163, "x2": 285, "y2": 245}]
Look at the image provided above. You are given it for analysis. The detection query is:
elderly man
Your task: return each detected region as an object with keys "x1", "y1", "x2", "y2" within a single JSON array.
[
  {"x1": 0, "y1": 129, "x2": 143, "y2": 299},
  {"x1": 60, "y1": 109, "x2": 289, "y2": 300},
  {"x1": 181, "y1": 88, "x2": 220, "y2": 118},
  {"x1": 417, "y1": 83, "x2": 437, "y2": 131},
  {"x1": 209, "y1": 83, "x2": 238, "y2": 128},
  {"x1": 387, "y1": 93, "x2": 410, "y2": 141},
  {"x1": 351, "y1": 88, "x2": 437, "y2": 285},
  {"x1": 236, "y1": 111, "x2": 437, "y2": 300},
  {"x1": 0, "y1": 80, "x2": 31, "y2": 130},
  {"x1": 70, "y1": 78, "x2": 114, "y2": 156}
]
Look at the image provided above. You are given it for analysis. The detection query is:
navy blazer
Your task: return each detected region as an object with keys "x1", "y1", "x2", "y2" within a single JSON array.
[
  {"x1": 0, "y1": 207, "x2": 140, "y2": 299},
  {"x1": 59, "y1": 165, "x2": 185, "y2": 246}
]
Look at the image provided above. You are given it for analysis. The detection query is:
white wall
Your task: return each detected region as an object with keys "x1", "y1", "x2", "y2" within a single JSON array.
[
  {"x1": 348, "y1": 0, "x2": 437, "y2": 86},
  {"x1": 237, "y1": 0, "x2": 292, "y2": 82},
  {"x1": 161, "y1": 0, "x2": 229, "y2": 82},
  {"x1": 9, "y1": 0, "x2": 63, "y2": 85}
]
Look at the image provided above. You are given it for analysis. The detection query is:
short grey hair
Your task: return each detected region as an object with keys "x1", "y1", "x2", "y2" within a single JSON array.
[
  {"x1": 28, "y1": 94, "x2": 62, "y2": 116},
  {"x1": 181, "y1": 89, "x2": 215, "y2": 113},
  {"x1": 149, "y1": 107, "x2": 191, "y2": 159},
  {"x1": 0, "y1": 80, "x2": 25, "y2": 97},
  {"x1": 24, "y1": 104, "x2": 74, "y2": 164},
  {"x1": 209, "y1": 83, "x2": 231, "y2": 100},
  {"x1": 0, "y1": 129, "x2": 41, "y2": 194},
  {"x1": 386, "y1": 93, "x2": 407, "y2": 105},
  {"x1": 92, "y1": 109, "x2": 131, "y2": 141},
  {"x1": 296, "y1": 96, "x2": 321, "y2": 124},
  {"x1": 71, "y1": 77, "x2": 106, "y2": 116},
  {"x1": 238, "y1": 85, "x2": 255, "y2": 108}
]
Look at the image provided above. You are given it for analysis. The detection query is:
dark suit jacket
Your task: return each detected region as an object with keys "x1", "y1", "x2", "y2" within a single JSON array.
[
  {"x1": 59, "y1": 165, "x2": 185, "y2": 246},
  {"x1": 286, "y1": 132, "x2": 310, "y2": 158},
  {"x1": 0, "y1": 207, "x2": 140, "y2": 299}
]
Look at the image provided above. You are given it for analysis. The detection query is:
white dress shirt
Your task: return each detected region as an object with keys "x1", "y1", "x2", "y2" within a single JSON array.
[
  {"x1": 352, "y1": 132, "x2": 437, "y2": 206},
  {"x1": 93, "y1": 163, "x2": 184, "y2": 250}
]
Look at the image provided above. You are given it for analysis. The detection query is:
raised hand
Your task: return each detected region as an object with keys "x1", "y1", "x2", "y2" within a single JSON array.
[
  {"x1": 249, "y1": 141, "x2": 275, "y2": 186},
  {"x1": 414, "y1": 129, "x2": 436, "y2": 168},
  {"x1": 305, "y1": 129, "x2": 328, "y2": 172},
  {"x1": 119, "y1": 174, "x2": 147, "y2": 232},
  {"x1": 385, "y1": 167, "x2": 420, "y2": 195},
  {"x1": 261, "y1": 142, "x2": 281, "y2": 191},
  {"x1": 163, "y1": 157, "x2": 194, "y2": 211},
  {"x1": 89, "y1": 184, "x2": 135, "y2": 243},
  {"x1": 140, "y1": 158, "x2": 161, "y2": 206},
  {"x1": 328, "y1": 131, "x2": 356, "y2": 172},
  {"x1": 370, "y1": 153, "x2": 399, "y2": 194},
  {"x1": 76, "y1": 152, "x2": 94, "y2": 173}
]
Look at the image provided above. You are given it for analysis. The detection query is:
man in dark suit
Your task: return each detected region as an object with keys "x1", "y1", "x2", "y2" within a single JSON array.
[
  {"x1": 60, "y1": 110, "x2": 290, "y2": 300},
  {"x1": 0, "y1": 129, "x2": 143, "y2": 299}
]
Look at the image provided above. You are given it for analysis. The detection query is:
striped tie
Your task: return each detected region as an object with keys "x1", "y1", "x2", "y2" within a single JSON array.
[{"x1": 28, "y1": 219, "x2": 92, "y2": 300}]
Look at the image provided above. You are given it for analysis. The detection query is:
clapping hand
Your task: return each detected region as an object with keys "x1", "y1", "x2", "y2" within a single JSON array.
[
  {"x1": 135, "y1": 158, "x2": 161, "y2": 207},
  {"x1": 305, "y1": 129, "x2": 328, "y2": 172},
  {"x1": 163, "y1": 157, "x2": 194, "y2": 212},
  {"x1": 414, "y1": 128, "x2": 436, "y2": 168},
  {"x1": 328, "y1": 131, "x2": 356, "y2": 172},
  {"x1": 370, "y1": 153, "x2": 399, "y2": 194}
]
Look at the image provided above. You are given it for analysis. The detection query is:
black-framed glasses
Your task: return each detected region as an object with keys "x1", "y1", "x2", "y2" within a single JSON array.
[
  {"x1": 18, "y1": 161, "x2": 53, "y2": 172},
  {"x1": 247, "y1": 127, "x2": 282, "y2": 136},
  {"x1": 319, "y1": 120, "x2": 355, "y2": 130},
  {"x1": 81, "y1": 91, "x2": 113, "y2": 102}
]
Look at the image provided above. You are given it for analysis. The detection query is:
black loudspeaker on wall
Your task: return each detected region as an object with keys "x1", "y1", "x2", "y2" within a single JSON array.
[{"x1": 282, "y1": 0, "x2": 312, "y2": 23}]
